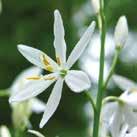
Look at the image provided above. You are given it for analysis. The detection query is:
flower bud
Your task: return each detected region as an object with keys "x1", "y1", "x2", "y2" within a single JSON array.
[
  {"x1": 0, "y1": 126, "x2": 11, "y2": 137},
  {"x1": 12, "y1": 101, "x2": 32, "y2": 131},
  {"x1": 91, "y1": 0, "x2": 100, "y2": 14},
  {"x1": 114, "y1": 16, "x2": 128, "y2": 49}
]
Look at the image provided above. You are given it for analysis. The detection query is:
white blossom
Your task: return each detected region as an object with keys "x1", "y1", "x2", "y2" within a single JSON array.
[
  {"x1": 9, "y1": 9, "x2": 95, "y2": 128},
  {"x1": 105, "y1": 90, "x2": 137, "y2": 137},
  {"x1": 114, "y1": 16, "x2": 128, "y2": 49},
  {"x1": 0, "y1": 126, "x2": 11, "y2": 137}
]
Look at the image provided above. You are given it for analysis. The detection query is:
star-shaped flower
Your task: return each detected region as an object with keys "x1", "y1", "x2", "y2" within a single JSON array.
[{"x1": 9, "y1": 10, "x2": 95, "y2": 128}]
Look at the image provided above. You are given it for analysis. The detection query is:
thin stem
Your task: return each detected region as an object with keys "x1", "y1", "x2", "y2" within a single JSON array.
[
  {"x1": 85, "y1": 92, "x2": 96, "y2": 113},
  {"x1": 92, "y1": 0, "x2": 106, "y2": 136},
  {"x1": 103, "y1": 49, "x2": 120, "y2": 90},
  {"x1": 102, "y1": 96, "x2": 124, "y2": 105},
  {"x1": 0, "y1": 89, "x2": 10, "y2": 97}
]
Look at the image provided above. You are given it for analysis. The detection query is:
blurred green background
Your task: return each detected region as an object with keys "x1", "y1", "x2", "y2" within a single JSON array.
[{"x1": 0, "y1": 0, "x2": 137, "y2": 137}]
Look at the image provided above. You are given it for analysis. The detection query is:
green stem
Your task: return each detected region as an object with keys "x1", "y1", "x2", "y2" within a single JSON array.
[
  {"x1": 85, "y1": 92, "x2": 96, "y2": 113},
  {"x1": 102, "y1": 96, "x2": 124, "y2": 105},
  {"x1": 103, "y1": 49, "x2": 120, "y2": 90},
  {"x1": 0, "y1": 89, "x2": 10, "y2": 97},
  {"x1": 92, "y1": 0, "x2": 106, "y2": 136}
]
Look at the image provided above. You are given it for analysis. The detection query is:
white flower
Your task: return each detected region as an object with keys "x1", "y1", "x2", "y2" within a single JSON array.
[
  {"x1": 114, "y1": 16, "x2": 128, "y2": 49},
  {"x1": 103, "y1": 74, "x2": 137, "y2": 137},
  {"x1": 91, "y1": 0, "x2": 100, "y2": 14},
  {"x1": 0, "y1": 126, "x2": 11, "y2": 137},
  {"x1": 9, "y1": 9, "x2": 95, "y2": 128}
]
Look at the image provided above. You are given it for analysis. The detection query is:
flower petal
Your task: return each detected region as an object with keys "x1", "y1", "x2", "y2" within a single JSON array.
[
  {"x1": 31, "y1": 98, "x2": 46, "y2": 114},
  {"x1": 9, "y1": 73, "x2": 57, "y2": 103},
  {"x1": 120, "y1": 89, "x2": 137, "y2": 107},
  {"x1": 10, "y1": 66, "x2": 42, "y2": 95},
  {"x1": 65, "y1": 70, "x2": 90, "y2": 93},
  {"x1": 66, "y1": 21, "x2": 96, "y2": 69},
  {"x1": 123, "y1": 106, "x2": 137, "y2": 129},
  {"x1": 125, "y1": 127, "x2": 137, "y2": 137},
  {"x1": 28, "y1": 130, "x2": 45, "y2": 137},
  {"x1": 18, "y1": 44, "x2": 59, "y2": 71},
  {"x1": 113, "y1": 74, "x2": 137, "y2": 91},
  {"x1": 109, "y1": 105, "x2": 123, "y2": 137},
  {"x1": 0, "y1": 126, "x2": 11, "y2": 137},
  {"x1": 54, "y1": 10, "x2": 66, "y2": 66},
  {"x1": 40, "y1": 78, "x2": 63, "y2": 128},
  {"x1": 102, "y1": 102, "x2": 117, "y2": 124}
]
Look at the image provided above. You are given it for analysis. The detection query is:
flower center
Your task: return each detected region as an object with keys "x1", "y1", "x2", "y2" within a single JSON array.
[{"x1": 60, "y1": 69, "x2": 67, "y2": 78}]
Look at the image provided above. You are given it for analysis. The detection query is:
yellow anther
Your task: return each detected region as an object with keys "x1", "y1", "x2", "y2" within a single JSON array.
[
  {"x1": 45, "y1": 65, "x2": 53, "y2": 72},
  {"x1": 41, "y1": 54, "x2": 50, "y2": 66},
  {"x1": 44, "y1": 76, "x2": 56, "y2": 80},
  {"x1": 27, "y1": 76, "x2": 41, "y2": 80},
  {"x1": 40, "y1": 54, "x2": 54, "y2": 72},
  {"x1": 129, "y1": 88, "x2": 137, "y2": 93},
  {"x1": 56, "y1": 56, "x2": 61, "y2": 65}
]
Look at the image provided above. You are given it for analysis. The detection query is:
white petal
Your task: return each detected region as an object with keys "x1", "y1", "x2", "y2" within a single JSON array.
[
  {"x1": 114, "y1": 16, "x2": 128, "y2": 48},
  {"x1": 113, "y1": 74, "x2": 137, "y2": 91},
  {"x1": 10, "y1": 66, "x2": 42, "y2": 95},
  {"x1": 66, "y1": 21, "x2": 96, "y2": 69},
  {"x1": 28, "y1": 130, "x2": 45, "y2": 137},
  {"x1": 109, "y1": 105, "x2": 123, "y2": 137},
  {"x1": 125, "y1": 127, "x2": 137, "y2": 137},
  {"x1": 0, "y1": 126, "x2": 11, "y2": 137},
  {"x1": 102, "y1": 102, "x2": 117, "y2": 124},
  {"x1": 120, "y1": 90, "x2": 137, "y2": 107},
  {"x1": 18, "y1": 44, "x2": 59, "y2": 71},
  {"x1": 119, "y1": 124, "x2": 128, "y2": 137},
  {"x1": 123, "y1": 106, "x2": 137, "y2": 128},
  {"x1": 9, "y1": 73, "x2": 57, "y2": 103},
  {"x1": 65, "y1": 70, "x2": 90, "y2": 93},
  {"x1": 31, "y1": 98, "x2": 46, "y2": 113},
  {"x1": 54, "y1": 10, "x2": 66, "y2": 65},
  {"x1": 40, "y1": 78, "x2": 63, "y2": 128}
]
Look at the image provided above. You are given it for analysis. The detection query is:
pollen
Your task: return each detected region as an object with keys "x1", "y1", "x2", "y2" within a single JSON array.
[
  {"x1": 45, "y1": 65, "x2": 53, "y2": 72},
  {"x1": 27, "y1": 76, "x2": 41, "y2": 80},
  {"x1": 42, "y1": 55, "x2": 50, "y2": 65},
  {"x1": 56, "y1": 56, "x2": 61, "y2": 65},
  {"x1": 44, "y1": 76, "x2": 56, "y2": 80}
]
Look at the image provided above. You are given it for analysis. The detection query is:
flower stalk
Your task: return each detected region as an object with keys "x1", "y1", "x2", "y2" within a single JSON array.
[
  {"x1": 0, "y1": 89, "x2": 9, "y2": 97},
  {"x1": 92, "y1": 0, "x2": 106, "y2": 136},
  {"x1": 103, "y1": 48, "x2": 120, "y2": 91}
]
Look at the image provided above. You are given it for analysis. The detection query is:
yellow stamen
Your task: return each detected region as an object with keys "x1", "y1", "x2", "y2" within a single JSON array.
[
  {"x1": 56, "y1": 56, "x2": 61, "y2": 65},
  {"x1": 44, "y1": 76, "x2": 56, "y2": 80},
  {"x1": 129, "y1": 88, "x2": 137, "y2": 93},
  {"x1": 46, "y1": 65, "x2": 53, "y2": 72},
  {"x1": 27, "y1": 76, "x2": 41, "y2": 80},
  {"x1": 42, "y1": 54, "x2": 50, "y2": 66}
]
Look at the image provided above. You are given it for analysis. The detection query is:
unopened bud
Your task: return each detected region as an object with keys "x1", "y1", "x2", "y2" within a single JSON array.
[
  {"x1": 114, "y1": 16, "x2": 128, "y2": 49},
  {"x1": 91, "y1": 0, "x2": 100, "y2": 14}
]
